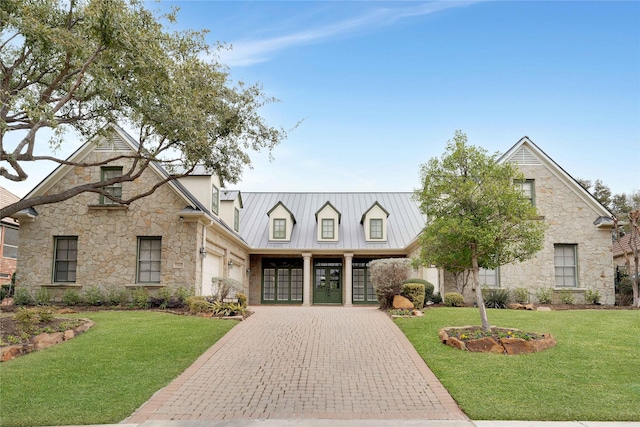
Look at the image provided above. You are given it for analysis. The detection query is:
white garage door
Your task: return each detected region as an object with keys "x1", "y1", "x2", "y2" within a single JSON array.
[{"x1": 202, "y1": 254, "x2": 221, "y2": 296}]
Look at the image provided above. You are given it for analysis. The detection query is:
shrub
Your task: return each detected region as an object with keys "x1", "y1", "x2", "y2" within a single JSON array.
[
  {"x1": 236, "y1": 292, "x2": 248, "y2": 308},
  {"x1": 444, "y1": 292, "x2": 464, "y2": 307},
  {"x1": 35, "y1": 287, "x2": 51, "y2": 306},
  {"x1": 83, "y1": 286, "x2": 104, "y2": 306},
  {"x1": 14, "y1": 307, "x2": 54, "y2": 334},
  {"x1": 535, "y1": 287, "x2": 553, "y2": 304},
  {"x1": 559, "y1": 290, "x2": 575, "y2": 305},
  {"x1": 62, "y1": 289, "x2": 82, "y2": 306},
  {"x1": 186, "y1": 296, "x2": 212, "y2": 313},
  {"x1": 369, "y1": 258, "x2": 411, "y2": 309},
  {"x1": 1, "y1": 283, "x2": 15, "y2": 300},
  {"x1": 431, "y1": 292, "x2": 443, "y2": 304},
  {"x1": 512, "y1": 287, "x2": 529, "y2": 304},
  {"x1": 402, "y1": 283, "x2": 425, "y2": 310},
  {"x1": 387, "y1": 309, "x2": 413, "y2": 316},
  {"x1": 175, "y1": 286, "x2": 192, "y2": 305},
  {"x1": 106, "y1": 288, "x2": 129, "y2": 306},
  {"x1": 13, "y1": 287, "x2": 34, "y2": 306},
  {"x1": 482, "y1": 288, "x2": 510, "y2": 309},
  {"x1": 404, "y1": 278, "x2": 436, "y2": 306},
  {"x1": 211, "y1": 301, "x2": 246, "y2": 317},
  {"x1": 130, "y1": 287, "x2": 150, "y2": 309},
  {"x1": 584, "y1": 289, "x2": 602, "y2": 304}
]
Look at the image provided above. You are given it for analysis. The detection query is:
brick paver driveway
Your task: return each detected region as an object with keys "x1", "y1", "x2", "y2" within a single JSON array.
[{"x1": 127, "y1": 306, "x2": 467, "y2": 422}]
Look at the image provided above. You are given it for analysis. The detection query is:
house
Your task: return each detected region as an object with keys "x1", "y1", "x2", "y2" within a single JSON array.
[
  {"x1": 440, "y1": 137, "x2": 615, "y2": 305},
  {"x1": 13, "y1": 128, "x2": 615, "y2": 305},
  {"x1": 0, "y1": 187, "x2": 20, "y2": 285}
]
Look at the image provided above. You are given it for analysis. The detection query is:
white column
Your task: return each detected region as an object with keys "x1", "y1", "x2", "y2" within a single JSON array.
[
  {"x1": 344, "y1": 253, "x2": 353, "y2": 307},
  {"x1": 302, "y1": 252, "x2": 312, "y2": 307}
]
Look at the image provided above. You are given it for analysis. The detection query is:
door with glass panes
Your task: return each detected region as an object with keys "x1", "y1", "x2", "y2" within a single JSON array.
[
  {"x1": 261, "y1": 259, "x2": 303, "y2": 304},
  {"x1": 313, "y1": 262, "x2": 342, "y2": 304},
  {"x1": 352, "y1": 260, "x2": 378, "y2": 304}
]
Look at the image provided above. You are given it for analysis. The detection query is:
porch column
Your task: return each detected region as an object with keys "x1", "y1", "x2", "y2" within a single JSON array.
[
  {"x1": 344, "y1": 253, "x2": 353, "y2": 307},
  {"x1": 302, "y1": 252, "x2": 312, "y2": 306}
]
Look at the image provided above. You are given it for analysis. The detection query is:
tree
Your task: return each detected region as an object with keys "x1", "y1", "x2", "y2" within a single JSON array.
[
  {"x1": 614, "y1": 210, "x2": 640, "y2": 308},
  {"x1": 414, "y1": 131, "x2": 547, "y2": 332},
  {"x1": 1, "y1": 0, "x2": 287, "y2": 218}
]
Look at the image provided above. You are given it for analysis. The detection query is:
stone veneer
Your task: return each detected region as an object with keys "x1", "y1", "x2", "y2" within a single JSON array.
[
  {"x1": 443, "y1": 163, "x2": 614, "y2": 305},
  {"x1": 15, "y1": 150, "x2": 248, "y2": 299}
]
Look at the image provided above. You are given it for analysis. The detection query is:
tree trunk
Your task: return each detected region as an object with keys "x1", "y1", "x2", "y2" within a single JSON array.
[{"x1": 471, "y1": 244, "x2": 491, "y2": 332}]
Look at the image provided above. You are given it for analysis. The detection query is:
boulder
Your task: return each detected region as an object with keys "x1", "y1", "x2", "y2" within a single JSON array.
[
  {"x1": 445, "y1": 336, "x2": 466, "y2": 351},
  {"x1": 1, "y1": 297, "x2": 14, "y2": 306},
  {"x1": 392, "y1": 295, "x2": 414, "y2": 309},
  {"x1": 32, "y1": 332, "x2": 64, "y2": 350},
  {"x1": 532, "y1": 333, "x2": 557, "y2": 352},
  {"x1": 412, "y1": 309, "x2": 424, "y2": 317},
  {"x1": 1, "y1": 344, "x2": 33, "y2": 362},
  {"x1": 466, "y1": 337, "x2": 504, "y2": 354},
  {"x1": 500, "y1": 337, "x2": 535, "y2": 355}
]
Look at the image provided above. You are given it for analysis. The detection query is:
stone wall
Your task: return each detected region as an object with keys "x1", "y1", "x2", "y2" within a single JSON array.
[
  {"x1": 442, "y1": 163, "x2": 614, "y2": 305},
  {"x1": 16, "y1": 152, "x2": 200, "y2": 299}
]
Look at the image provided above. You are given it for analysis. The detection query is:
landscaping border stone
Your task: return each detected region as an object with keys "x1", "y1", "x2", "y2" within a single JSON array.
[{"x1": 438, "y1": 325, "x2": 556, "y2": 355}]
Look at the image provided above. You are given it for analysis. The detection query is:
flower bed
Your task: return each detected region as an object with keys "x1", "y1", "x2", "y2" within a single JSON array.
[{"x1": 438, "y1": 326, "x2": 556, "y2": 355}]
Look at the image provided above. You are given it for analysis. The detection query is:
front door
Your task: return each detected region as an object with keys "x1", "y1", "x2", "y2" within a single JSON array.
[{"x1": 313, "y1": 266, "x2": 342, "y2": 304}]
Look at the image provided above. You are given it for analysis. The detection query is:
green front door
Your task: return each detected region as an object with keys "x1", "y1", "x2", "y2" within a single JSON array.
[{"x1": 313, "y1": 266, "x2": 342, "y2": 304}]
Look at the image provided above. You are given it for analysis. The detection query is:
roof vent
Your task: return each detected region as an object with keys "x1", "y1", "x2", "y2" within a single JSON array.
[{"x1": 508, "y1": 147, "x2": 540, "y2": 165}]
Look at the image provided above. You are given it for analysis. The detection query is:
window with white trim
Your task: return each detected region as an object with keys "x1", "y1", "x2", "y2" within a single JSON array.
[
  {"x1": 100, "y1": 167, "x2": 123, "y2": 204},
  {"x1": 515, "y1": 179, "x2": 535, "y2": 205},
  {"x1": 2, "y1": 225, "x2": 18, "y2": 259},
  {"x1": 54, "y1": 237, "x2": 78, "y2": 283},
  {"x1": 370, "y1": 219, "x2": 383, "y2": 239},
  {"x1": 321, "y1": 218, "x2": 335, "y2": 239},
  {"x1": 211, "y1": 184, "x2": 219, "y2": 215},
  {"x1": 137, "y1": 237, "x2": 161, "y2": 283},
  {"x1": 273, "y1": 219, "x2": 286, "y2": 239},
  {"x1": 478, "y1": 267, "x2": 499, "y2": 287},
  {"x1": 554, "y1": 244, "x2": 577, "y2": 287},
  {"x1": 234, "y1": 208, "x2": 240, "y2": 232}
]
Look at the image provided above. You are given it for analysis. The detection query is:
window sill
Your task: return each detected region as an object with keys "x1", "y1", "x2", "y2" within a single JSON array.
[
  {"x1": 42, "y1": 283, "x2": 82, "y2": 288},
  {"x1": 553, "y1": 287, "x2": 585, "y2": 291},
  {"x1": 124, "y1": 284, "x2": 164, "y2": 288},
  {"x1": 88, "y1": 204, "x2": 128, "y2": 211}
]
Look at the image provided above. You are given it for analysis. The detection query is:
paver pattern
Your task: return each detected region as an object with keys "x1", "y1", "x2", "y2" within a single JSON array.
[{"x1": 127, "y1": 306, "x2": 467, "y2": 422}]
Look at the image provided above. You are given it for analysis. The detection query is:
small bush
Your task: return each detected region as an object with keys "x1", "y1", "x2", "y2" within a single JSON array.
[
  {"x1": 236, "y1": 292, "x2": 248, "y2": 308},
  {"x1": 13, "y1": 287, "x2": 34, "y2": 306},
  {"x1": 106, "y1": 288, "x2": 129, "y2": 306},
  {"x1": 431, "y1": 292, "x2": 443, "y2": 304},
  {"x1": 535, "y1": 287, "x2": 553, "y2": 304},
  {"x1": 1, "y1": 283, "x2": 15, "y2": 300},
  {"x1": 35, "y1": 287, "x2": 51, "y2": 306},
  {"x1": 512, "y1": 287, "x2": 529, "y2": 304},
  {"x1": 584, "y1": 289, "x2": 601, "y2": 304},
  {"x1": 404, "y1": 278, "x2": 436, "y2": 306},
  {"x1": 402, "y1": 283, "x2": 425, "y2": 310},
  {"x1": 185, "y1": 296, "x2": 212, "y2": 313},
  {"x1": 482, "y1": 288, "x2": 510, "y2": 309},
  {"x1": 387, "y1": 309, "x2": 413, "y2": 316},
  {"x1": 444, "y1": 292, "x2": 464, "y2": 307},
  {"x1": 62, "y1": 289, "x2": 82, "y2": 306},
  {"x1": 211, "y1": 301, "x2": 246, "y2": 317},
  {"x1": 130, "y1": 287, "x2": 150, "y2": 309},
  {"x1": 83, "y1": 287, "x2": 104, "y2": 306},
  {"x1": 14, "y1": 307, "x2": 54, "y2": 334},
  {"x1": 369, "y1": 258, "x2": 411, "y2": 309},
  {"x1": 559, "y1": 290, "x2": 575, "y2": 305},
  {"x1": 175, "y1": 286, "x2": 192, "y2": 304}
]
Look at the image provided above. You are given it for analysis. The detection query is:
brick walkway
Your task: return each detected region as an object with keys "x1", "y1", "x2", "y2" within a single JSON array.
[{"x1": 126, "y1": 306, "x2": 468, "y2": 422}]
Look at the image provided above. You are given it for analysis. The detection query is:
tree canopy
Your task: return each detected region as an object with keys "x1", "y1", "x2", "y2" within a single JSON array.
[
  {"x1": 0, "y1": 0, "x2": 287, "y2": 218},
  {"x1": 414, "y1": 131, "x2": 547, "y2": 331}
]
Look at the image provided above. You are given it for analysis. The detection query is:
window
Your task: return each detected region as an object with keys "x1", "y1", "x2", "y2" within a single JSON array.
[
  {"x1": 211, "y1": 184, "x2": 219, "y2": 215},
  {"x1": 2, "y1": 225, "x2": 18, "y2": 259},
  {"x1": 555, "y1": 244, "x2": 577, "y2": 287},
  {"x1": 234, "y1": 208, "x2": 240, "y2": 232},
  {"x1": 273, "y1": 219, "x2": 286, "y2": 239},
  {"x1": 54, "y1": 237, "x2": 77, "y2": 283},
  {"x1": 478, "y1": 268, "x2": 499, "y2": 287},
  {"x1": 370, "y1": 219, "x2": 383, "y2": 239},
  {"x1": 262, "y1": 259, "x2": 303, "y2": 303},
  {"x1": 100, "y1": 167, "x2": 123, "y2": 204},
  {"x1": 137, "y1": 237, "x2": 161, "y2": 283},
  {"x1": 321, "y1": 218, "x2": 334, "y2": 239},
  {"x1": 515, "y1": 179, "x2": 535, "y2": 205}
]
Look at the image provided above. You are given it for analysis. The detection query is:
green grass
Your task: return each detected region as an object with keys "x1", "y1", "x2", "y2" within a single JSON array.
[
  {"x1": 0, "y1": 311, "x2": 237, "y2": 427},
  {"x1": 396, "y1": 308, "x2": 640, "y2": 421}
]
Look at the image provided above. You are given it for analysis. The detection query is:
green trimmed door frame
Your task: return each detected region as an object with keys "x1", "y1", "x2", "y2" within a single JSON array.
[
  {"x1": 352, "y1": 259, "x2": 378, "y2": 304},
  {"x1": 313, "y1": 260, "x2": 342, "y2": 304}
]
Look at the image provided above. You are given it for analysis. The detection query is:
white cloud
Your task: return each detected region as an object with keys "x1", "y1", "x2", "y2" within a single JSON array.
[{"x1": 216, "y1": 1, "x2": 481, "y2": 67}]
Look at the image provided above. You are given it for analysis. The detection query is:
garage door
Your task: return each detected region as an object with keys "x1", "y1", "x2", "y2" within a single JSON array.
[{"x1": 202, "y1": 254, "x2": 221, "y2": 296}]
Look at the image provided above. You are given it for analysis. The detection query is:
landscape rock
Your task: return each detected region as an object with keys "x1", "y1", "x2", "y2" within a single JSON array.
[
  {"x1": 393, "y1": 295, "x2": 414, "y2": 309},
  {"x1": 466, "y1": 337, "x2": 504, "y2": 354},
  {"x1": 1, "y1": 297, "x2": 14, "y2": 306},
  {"x1": 32, "y1": 332, "x2": 64, "y2": 350},
  {"x1": 445, "y1": 336, "x2": 466, "y2": 351},
  {"x1": 1, "y1": 344, "x2": 34, "y2": 362},
  {"x1": 500, "y1": 337, "x2": 535, "y2": 355},
  {"x1": 412, "y1": 309, "x2": 424, "y2": 317}
]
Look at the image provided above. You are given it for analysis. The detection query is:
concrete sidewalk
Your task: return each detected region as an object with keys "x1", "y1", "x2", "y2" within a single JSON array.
[{"x1": 80, "y1": 420, "x2": 640, "y2": 426}]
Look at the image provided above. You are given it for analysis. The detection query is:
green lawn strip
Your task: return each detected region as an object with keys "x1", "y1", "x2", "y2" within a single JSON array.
[
  {"x1": 0, "y1": 311, "x2": 237, "y2": 427},
  {"x1": 396, "y1": 308, "x2": 640, "y2": 421}
]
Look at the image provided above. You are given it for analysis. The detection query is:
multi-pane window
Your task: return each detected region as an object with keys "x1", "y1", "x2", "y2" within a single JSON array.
[
  {"x1": 100, "y1": 167, "x2": 123, "y2": 204},
  {"x1": 478, "y1": 268, "x2": 499, "y2": 287},
  {"x1": 515, "y1": 179, "x2": 535, "y2": 205},
  {"x1": 262, "y1": 259, "x2": 303, "y2": 303},
  {"x1": 54, "y1": 237, "x2": 77, "y2": 283},
  {"x1": 137, "y1": 237, "x2": 161, "y2": 283},
  {"x1": 2, "y1": 225, "x2": 18, "y2": 259},
  {"x1": 234, "y1": 208, "x2": 240, "y2": 232},
  {"x1": 321, "y1": 218, "x2": 334, "y2": 239},
  {"x1": 352, "y1": 260, "x2": 377, "y2": 304},
  {"x1": 555, "y1": 244, "x2": 577, "y2": 287},
  {"x1": 273, "y1": 219, "x2": 286, "y2": 239},
  {"x1": 211, "y1": 184, "x2": 219, "y2": 215},
  {"x1": 370, "y1": 219, "x2": 383, "y2": 239}
]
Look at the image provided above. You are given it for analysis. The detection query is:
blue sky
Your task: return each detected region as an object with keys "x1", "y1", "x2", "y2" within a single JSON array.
[{"x1": 3, "y1": 0, "x2": 639, "y2": 198}]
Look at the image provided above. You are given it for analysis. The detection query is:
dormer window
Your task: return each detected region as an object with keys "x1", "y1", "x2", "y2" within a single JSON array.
[
  {"x1": 315, "y1": 201, "x2": 340, "y2": 242},
  {"x1": 211, "y1": 184, "x2": 219, "y2": 214},
  {"x1": 361, "y1": 201, "x2": 389, "y2": 242},
  {"x1": 267, "y1": 201, "x2": 296, "y2": 241},
  {"x1": 234, "y1": 208, "x2": 240, "y2": 232}
]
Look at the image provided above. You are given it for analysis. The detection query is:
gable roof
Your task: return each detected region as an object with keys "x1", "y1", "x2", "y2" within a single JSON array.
[
  {"x1": 360, "y1": 201, "x2": 390, "y2": 224},
  {"x1": 221, "y1": 190, "x2": 243, "y2": 208},
  {"x1": 613, "y1": 233, "x2": 638, "y2": 258},
  {"x1": 0, "y1": 187, "x2": 20, "y2": 225},
  {"x1": 315, "y1": 201, "x2": 341, "y2": 224},
  {"x1": 500, "y1": 136, "x2": 614, "y2": 223},
  {"x1": 266, "y1": 201, "x2": 296, "y2": 224},
  {"x1": 241, "y1": 192, "x2": 425, "y2": 251}
]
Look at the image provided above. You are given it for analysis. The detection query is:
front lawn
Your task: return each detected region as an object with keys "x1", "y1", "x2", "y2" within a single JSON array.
[
  {"x1": 0, "y1": 311, "x2": 236, "y2": 427},
  {"x1": 395, "y1": 308, "x2": 640, "y2": 421}
]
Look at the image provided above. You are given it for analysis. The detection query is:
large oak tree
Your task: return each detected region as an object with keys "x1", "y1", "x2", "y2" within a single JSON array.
[
  {"x1": 414, "y1": 131, "x2": 547, "y2": 331},
  {"x1": 1, "y1": 0, "x2": 287, "y2": 218}
]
